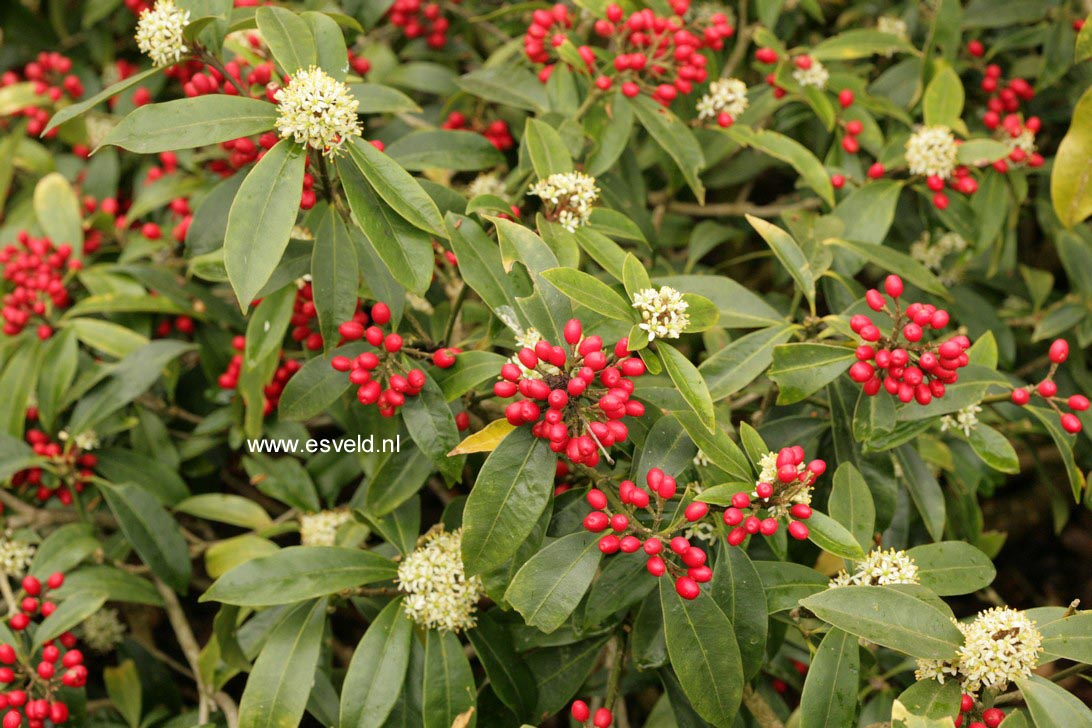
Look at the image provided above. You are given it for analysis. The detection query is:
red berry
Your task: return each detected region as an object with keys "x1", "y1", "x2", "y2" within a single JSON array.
[
  {"x1": 982, "y1": 708, "x2": 1005, "y2": 728},
  {"x1": 571, "y1": 700, "x2": 591, "y2": 722},
  {"x1": 967, "y1": 40, "x2": 984, "y2": 57},
  {"x1": 867, "y1": 162, "x2": 885, "y2": 179},
  {"x1": 1061, "y1": 413, "x2": 1082, "y2": 434},
  {"x1": 371, "y1": 302, "x2": 391, "y2": 325},
  {"x1": 593, "y1": 707, "x2": 613, "y2": 728},
  {"x1": 675, "y1": 576, "x2": 700, "y2": 599},
  {"x1": 1038, "y1": 380, "x2": 1058, "y2": 398},
  {"x1": 1068, "y1": 394, "x2": 1089, "y2": 411},
  {"x1": 838, "y1": 89, "x2": 854, "y2": 108},
  {"x1": 960, "y1": 694, "x2": 974, "y2": 713},
  {"x1": 1049, "y1": 338, "x2": 1069, "y2": 364},
  {"x1": 831, "y1": 174, "x2": 845, "y2": 189},
  {"x1": 787, "y1": 521, "x2": 809, "y2": 540}
]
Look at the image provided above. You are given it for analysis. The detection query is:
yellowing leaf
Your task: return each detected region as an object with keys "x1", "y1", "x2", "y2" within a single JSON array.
[{"x1": 448, "y1": 419, "x2": 516, "y2": 456}]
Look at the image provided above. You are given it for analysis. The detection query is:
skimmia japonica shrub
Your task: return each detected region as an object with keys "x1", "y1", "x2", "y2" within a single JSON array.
[{"x1": 1, "y1": 0, "x2": 1092, "y2": 725}]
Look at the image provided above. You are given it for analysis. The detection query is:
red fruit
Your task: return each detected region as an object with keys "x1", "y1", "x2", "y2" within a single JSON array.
[
  {"x1": 838, "y1": 89, "x2": 854, "y2": 108},
  {"x1": 598, "y1": 535, "x2": 620, "y2": 553},
  {"x1": 675, "y1": 576, "x2": 700, "y2": 599},
  {"x1": 583, "y1": 512, "x2": 609, "y2": 532},
  {"x1": 371, "y1": 302, "x2": 391, "y2": 325},
  {"x1": 684, "y1": 502, "x2": 708, "y2": 521},
  {"x1": 755, "y1": 48, "x2": 777, "y2": 64},
  {"x1": 831, "y1": 174, "x2": 845, "y2": 189},
  {"x1": 1061, "y1": 413, "x2": 1082, "y2": 434},
  {"x1": 571, "y1": 700, "x2": 591, "y2": 722},
  {"x1": 647, "y1": 555, "x2": 666, "y2": 576},
  {"x1": 1049, "y1": 338, "x2": 1069, "y2": 364},
  {"x1": 731, "y1": 492, "x2": 751, "y2": 509},
  {"x1": 884, "y1": 275, "x2": 904, "y2": 299},
  {"x1": 21, "y1": 576, "x2": 40, "y2": 596},
  {"x1": 1068, "y1": 394, "x2": 1089, "y2": 411},
  {"x1": 787, "y1": 521, "x2": 809, "y2": 540},
  {"x1": 845, "y1": 120, "x2": 863, "y2": 136},
  {"x1": 564, "y1": 319, "x2": 582, "y2": 345},
  {"x1": 790, "y1": 503, "x2": 812, "y2": 519},
  {"x1": 593, "y1": 707, "x2": 613, "y2": 728},
  {"x1": 982, "y1": 708, "x2": 1005, "y2": 728},
  {"x1": 967, "y1": 40, "x2": 984, "y2": 57},
  {"x1": 867, "y1": 162, "x2": 885, "y2": 179},
  {"x1": 866, "y1": 289, "x2": 886, "y2": 311},
  {"x1": 1038, "y1": 380, "x2": 1058, "y2": 397},
  {"x1": 960, "y1": 694, "x2": 974, "y2": 713},
  {"x1": 384, "y1": 333, "x2": 403, "y2": 353},
  {"x1": 338, "y1": 321, "x2": 364, "y2": 340}
]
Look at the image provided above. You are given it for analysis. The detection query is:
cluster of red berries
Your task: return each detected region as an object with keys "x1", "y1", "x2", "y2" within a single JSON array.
[
  {"x1": 494, "y1": 319, "x2": 645, "y2": 466},
  {"x1": 571, "y1": 700, "x2": 612, "y2": 727},
  {"x1": 984, "y1": 113, "x2": 1043, "y2": 173},
  {"x1": 210, "y1": 133, "x2": 280, "y2": 177},
  {"x1": 584, "y1": 467, "x2": 714, "y2": 599},
  {"x1": 0, "y1": 573, "x2": 85, "y2": 726},
  {"x1": 847, "y1": 275, "x2": 971, "y2": 405},
  {"x1": 1, "y1": 52, "x2": 82, "y2": 138},
  {"x1": 166, "y1": 54, "x2": 276, "y2": 100},
  {"x1": 723, "y1": 447, "x2": 825, "y2": 545},
  {"x1": 289, "y1": 283, "x2": 324, "y2": 351},
  {"x1": 218, "y1": 336, "x2": 301, "y2": 415},
  {"x1": 387, "y1": 0, "x2": 456, "y2": 49},
  {"x1": 525, "y1": 1, "x2": 729, "y2": 104},
  {"x1": 1, "y1": 233, "x2": 79, "y2": 340},
  {"x1": 347, "y1": 50, "x2": 371, "y2": 77},
  {"x1": 11, "y1": 424, "x2": 96, "y2": 506},
  {"x1": 154, "y1": 314, "x2": 196, "y2": 339},
  {"x1": 924, "y1": 165, "x2": 981, "y2": 211},
  {"x1": 954, "y1": 694, "x2": 1006, "y2": 728},
  {"x1": 1010, "y1": 338, "x2": 1087, "y2": 434},
  {"x1": 441, "y1": 112, "x2": 514, "y2": 151},
  {"x1": 755, "y1": 51, "x2": 823, "y2": 99},
  {"x1": 331, "y1": 302, "x2": 429, "y2": 416}
]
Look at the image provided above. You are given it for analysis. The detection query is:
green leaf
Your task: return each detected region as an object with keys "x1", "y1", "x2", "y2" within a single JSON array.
[
  {"x1": 445, "y1": 213, "x2": 516, "y2": 315},
  {"x1": 524, "y1": 118, "x2": 573, "y2": 177},
  {"x1": 1025, "y1": 406, "x2": 1085, "y2": 501},
  {"x1": 33, "y1": 591, "x2": 108, "y2": 650},
  {"x1": 826, "y1": 238, "x2": 950, "y2": 299},
  {"x1": 1017, "y1": 674, "x2": 1092, "y2": 728},
  {"x1": 338, "y1": 157, "x2": 433, "y2": 295},
  {"x1": 1039, "y1": 611, "x2": 1092, "y2": 664},
  {"x1": 349, "y1": 83, "x2": 420, "y2": 113},
  {"x1": 310, "y1": 209, "x2": 359, "y2": 350},
  {"x1": 828, "y1": 463, "x2": 875, "y2": 550},
  {"x1": 423, "y1": 630, "x2": 477, "y2": 728},
  {"x1": 100, "y1": 96, "x2": 278, "y2": 153},
  {"x1": 456, "y1": 67, "x2": 548, "y2": 112},
  {"x1": 402, "y1": 371, "x2": 464, "y2": 483},
  {"x1": 33, "y1": 173, "x2": 82, "y2": 251},
  {"x1": 540, "y1": 268, "x2": 634, "y2": 321},
  {"x1": 894, "y1": 445, "x2": 946, "y2": 542},
  {"x1": 224, "y1": 139, "x2": 307, "y2": 308},
  {"x1": 34, "y1": 328, "x2": 76, "y2": 431},
  {"x1": 347, "y1": 137, "x2": 445, "y2": 237},
  {"x1": 657, "y1": 342, "x2": 715, "y2": 433},
  {"x1": 967, "y1": 424, "x2": 1020, "y2": 473},
  {"x1": 622, "y1": 252, "x2": 653, "y2": 299},
  {"x1": 753, "y1": 561, "x2": 828, "y2": 613},
  {"x1": 676, "y1": 412, "x2": 752, "y2": 483},
  {"x1": 630, "y1": 95, "x2": 705, "y2": 203},
  {"x1": 811, "y1": 29, "x2": 916, "y2": 59},
  {"x1": 922, "y1": 63, "x2": 965, "y2": 129},
  {"x1": 44, "y1": 67, "x2": 160, "y2": 134},
  {"x1": 28, "y1": 523, "x2": 99, "y2": 579},
  {"x1": 238, "y1": 599, "x2": 327, "y2": 728},
  {"x1": 175, "y1": 494, "x2": 272, "y2": 530},
  {"x1": 505, "y1": 531, "x2": 602, "y2": 633},
  {"x1": 896, "y1": 680, "x2": 962, "y2": 720},
  {"x1": 255, "y1": 6, "x2": 317, "y2": 74},
  {"x1": 746, "y1": 215, "x2": 815, "y2": 311},
  {"x1": 435, "y1": 351, "x2": 508, "y2": 402},
  {"x1": 104, "y1": 660, "x2": 142, "y2": 728},
  {"x1": 49, "y1": 565, "x2": 163, "y2": 606},
  {"x1": 700, "y1": 324, "x2": 796, "y2": 401},
  {"x1": 799, "y1": 628, "x2": 860, "y2": 728},
  {"x1": 726, "y1": 127, "x2": 834, "y2": 207},
  {"x1": 303, "y1": 11, "x2": 346, "y2": 80},
  {"x1": 461, "y1": 428, "x2": 555, "y2": 575},
  {"x1": 710, "y1": 544, "x2": 768, "y2": 680},
  {"x1": 907, "y1": 542, "x2": 996, "y2": 596},
  {"x1": 202, "y1": 546, "x2": 396, "y2": 606},
  {"x1": 833, "y1": 180, "x2": 904, "y2": 244},
  {"x1": 801, "y1": 586, "x2": 964, "y2": 660},
  {"x1": 340, "y1": 598, "x2": 413, "y2": 728},
  {"x1": 386, "y1": 130, "x2": 505, "y2": 172},
  {"x1": 962, "y1": 0, "x2": 1049, "y2": 28},
  {"x1": 276, "y1": 344, "x2": 364, "y2": 420},
  {"x1": 807, "y1": 511, "x2": 866, "y2": 560},
  {"x1": 635, "y1": 413, "x2": 697, "y2": 479},
  {"x1": 361, "y1": 446, "x2": 434, "y2": 516},
  {"x1": 659, "y1": 579, "x2": 742, "y2": 727},
  {"x1": 956, "y1": 139, "x2": 1012, "y2": 166},
  {"x1": 466, "y1": 611, "x2": 538, "y2": 719},
  {"x1": 99, "y1": 482, "x2": 192, "y2": 594},
  {"x1": 1051, "y1": 85, "x2": 1092, "y2": 228},
  {"x1": 769, "y1": 343, "x2": 856, "y2": 405}
]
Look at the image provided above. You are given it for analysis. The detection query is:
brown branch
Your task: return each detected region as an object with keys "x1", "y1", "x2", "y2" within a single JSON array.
[{"x1": 742, "y1": 686, "x2": 786, "y2": 728}]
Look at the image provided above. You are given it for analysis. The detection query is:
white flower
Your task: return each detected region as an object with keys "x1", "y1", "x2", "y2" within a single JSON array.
[
  {"x1": 685, "y1": 520, "x2": 717, "y2": 544},
  {"x1": 632, "y1": 286, "x2": 690, "y2": 342},
  {"x1": 905, "y1": 125, "x2": 959, "y2": 179},
  {"x1": 300, "y1": 509, "x2": 352, "y2": 547},
  {"x1": 80, "y1": 608, "x2": 127, "y2": 653},
  {"x1": 940, "y1": 403, "x2": 983, "y2": 437},
  {"x1": 756, "y1": 451, "x2": 779, "y2": 486},
  {"x1": 466, "y1": 172, "x2": 508, "y2": 200},
  {"x1": 877, "y1": 16, "x2": 908, "y2": 39},
  {"x1": 0, "y1": 535, "x2": 35, "y2": 576},
  {"x1": 693, "y1": 450, "x2": 710, "y2": 467},
  {"x1": 528, "y1": 172, "x2": 599, "y2": 232},
  {"x1": 830, "y1": 549, "x2": 920, "y2": 588},
  {"x1": 1011, "y1": 129, "x2": 1037, "y2": 155},
  {"x1": 274, "y1": 67, "x2": 362, "y2": 156},
  {"x1": 397, "y1": 528, "x2": 483, "y2": 633},
  {"x1": 793, "y1": 60, "x2": 829, "y2": 89},
  {"x1": 135, "y1": 0, "x2": 190, "y2": 68},
  {"x1": 696, "y1": 78, "x2": 749, "y2": 121},
  {"x1": 915, "y1": 607, "x2": 1042, "y2": 695},
  {"x1": 509, "y1": 327, "x2": 558, "y2": 378},
  {"x1": 59, "y1": 429, "x2": 99, "y2": 451}
]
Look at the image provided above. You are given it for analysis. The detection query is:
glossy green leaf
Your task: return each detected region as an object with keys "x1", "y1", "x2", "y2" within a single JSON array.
[
  {"x1": 769, "y1": 343, "x2": 855, "y2": 405},
  {"x1": 540, "y1": 267, "x2": 634, "y2": 321},
  {"x1": 799, "y1": 628, "x2": 860, "y2": 728},
  {"x1": 747, "y1": 216, "x2": 815, "y2": 311},
  {"x1": 1017, "y1": 674, "x2": 1092, "y2": 728},
  {"x1": 828, "y1": 463, "x2": 875, "y2": 550},
  {"x1": 255, "y1": 6, "x2": 317, "y2": 74},
  {"x1": 101, "y1": 96, "x2": 277, "y2": 153},
  {"x1": 505, "y1": 531, "x2": 602, "y2": 633},
  {"x1": 657, "y1": 342, "x2": 716, "y2": 432},
  {"x1": 423, "y1": 629, "x2": 477, "y2": 728},
  {"x1": 340, "y1": 598, "x2": 413, "y2": 728},
  {"x1": 99, "y1": 482, "x2": 192, "y2": 594},
  {"x1": 907, "y1": 542, "x2": 996, "y2": 596},
  {"x1": 524, "y1": 118, "x2": 573, "y2": 177},
  {"x1": 347, "y1": 136, "x2": 445, "y2": 237},
  {"x1": 630, "y1": 95, "x2": 705, "y2": 203}
]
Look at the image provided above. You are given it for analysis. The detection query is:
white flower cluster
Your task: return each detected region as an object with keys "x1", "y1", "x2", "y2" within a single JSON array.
[
  {"x1": 830, "y1": 548, "x2": 920, "y2": 588},
  {"x1": 905, "y1": 125, "x2": 959, "y2": 179},
  {"x1": 632, "y1": 286, "x2": 690, "y2": 342},
  {"x1": 466, "y1": 172, "x2": 508, "y2": 201},
  {"x1": 1011, "y1": 129, "x2": 1037, "y2": 156},
  {"x1": 696, "y1": 78, "x2": 749, "y2": 121},
  {"x1": 300, "y1": 509, "x2": 352, "y2": 547},
  {"x1": 910, "y1": 230, "x2": 968, "y2": 272},
  {"x1": 756, "y1": 451, "x2": 780, "y2": 485},
  {"x1": 135, "y1": 0, "x2": 190, "y2": 68},
  {"x1": 940, "y1": 403, "x2": 983, "y2": 437},
  {"x1": 274, "y1": 67, "x2": 362, "y2": 157},
  {"x1": 80, "y1": 608, "x2": 127, "y2": 653},
  {"x1": 397, "y1": 528, "x2": 483, "y2": 633},
  {"x1": 59, "y1": 429, "x2": 99, "y2": 451},
  {"x1": 0, "y1": 535, "x2": 35, "y2": 576},
  {"x1": 528, "y1": 172, "x2": 599, "y2": 232},
  {"x1": 793, "y1": 59, "x2": 829, "y2": 89},
  {"x1": 877, "y1": 16, "x2": 909, "y2": 56},
  {"x1": 693, "y1": 449, "x2": 710, "y2": 467},
  {"x1": 509, "y1": 327, "x2": 559, "y2": 378},
  {"x1": 916, "y1": 607, "x2": 1043, "y2": 695}
]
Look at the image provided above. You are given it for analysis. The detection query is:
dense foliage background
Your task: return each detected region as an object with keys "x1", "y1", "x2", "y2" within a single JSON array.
[{"x1": 0, "y1": 0, "x2": 1091, "y2": 726}]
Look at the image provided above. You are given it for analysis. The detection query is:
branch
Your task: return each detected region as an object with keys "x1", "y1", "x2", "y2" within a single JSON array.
[
  {"x1": 667, "y1": 196, "x2": 823, "y2": 218},
  {"x1": 742, "y1": 686, "x2": 786, "y2": 728},
  {"x1": 154, "y1": 578, "x2": 214, "y2": 724}
]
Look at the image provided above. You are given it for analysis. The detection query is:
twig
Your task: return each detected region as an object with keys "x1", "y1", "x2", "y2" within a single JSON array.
[
  {"x1": 742, "y1": 686, "x2": 786, "y2": 728},
  {"x1": 667, "y1": 197, "x2": 823, "y2": 218},
  {"x1": 154, "y1": 578, "x2": 213, "y2": 724}
]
